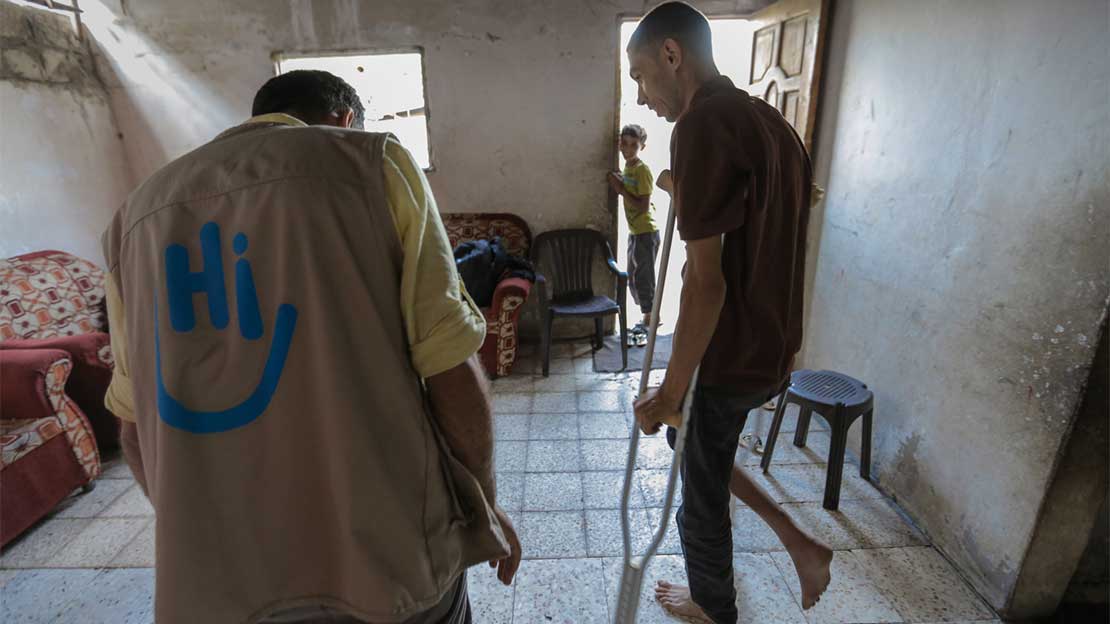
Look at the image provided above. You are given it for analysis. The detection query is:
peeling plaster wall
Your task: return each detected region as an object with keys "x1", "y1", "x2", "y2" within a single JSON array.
[
  {"x1": 807, "y1": 0, "x2": 1110, "y2": 614},
  {"x1": 80, "y1": 0, "x2": 770, "y2": 334},
  {"x1": 81, "y1": 1, "x2": 770, "y2": 234},
  {"x1": 0, "y1": 1, "x2": 132, "y2": 264}
]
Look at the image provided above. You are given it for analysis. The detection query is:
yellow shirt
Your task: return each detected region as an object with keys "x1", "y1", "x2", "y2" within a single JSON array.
[
  {"x1": 105, "y1": 114, "x2": 484, "y2": 422},
  {"x1": 622, "y1": 159, "x2": 658, "y2": 235}
]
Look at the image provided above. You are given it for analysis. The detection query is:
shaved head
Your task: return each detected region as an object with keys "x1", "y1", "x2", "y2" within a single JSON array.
[{"x1": 628, "y1": 1, "x2": 713, "y2": 62}]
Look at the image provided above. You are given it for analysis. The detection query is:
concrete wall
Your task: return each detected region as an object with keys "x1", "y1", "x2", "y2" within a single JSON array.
[
  {"x1": 79, "y1": 0, "x2": 770, "y2": 335},
  {"x1": 0, "y1": 1, "x2": 132, "y2": 264},
  {"x1": 807, "y1": 0, "x2": 1110, "y2": 615}
]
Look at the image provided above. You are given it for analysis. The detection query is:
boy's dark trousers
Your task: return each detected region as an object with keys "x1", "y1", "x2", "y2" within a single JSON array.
[
  {"x1": 666, "y1": 385, "x2": 775, "y2": 624},
  {"x1": 627, "y1": 231, "x2": 661, "y2": 315}
]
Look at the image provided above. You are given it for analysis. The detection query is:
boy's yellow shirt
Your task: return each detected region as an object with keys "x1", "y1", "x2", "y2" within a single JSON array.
[{"x1": 622, "y1": 159, "x2": 658, "y2": 235}]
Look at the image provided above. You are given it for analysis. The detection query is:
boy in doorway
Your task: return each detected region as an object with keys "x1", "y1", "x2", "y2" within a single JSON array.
[{"x1": 608, "y1": 124, "x2": 660, "y2": 346}]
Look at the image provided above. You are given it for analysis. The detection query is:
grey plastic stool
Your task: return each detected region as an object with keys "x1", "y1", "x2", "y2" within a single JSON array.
[{"x1": 760, "y1": 369, "x2": 873, "y2": 510}]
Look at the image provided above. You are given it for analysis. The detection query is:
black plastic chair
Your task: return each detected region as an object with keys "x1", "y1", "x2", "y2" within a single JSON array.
[
  {"x1": 760, "y1": 369, "x2": 874, "y2": 510},
  {"x1": 531, "y1": 229, "x2": 628, "y2": 376}
]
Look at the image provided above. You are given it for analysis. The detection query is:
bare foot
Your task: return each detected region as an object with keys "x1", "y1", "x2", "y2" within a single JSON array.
[
  {"x1": 787, "y1": 539, "x2": 833, "y2": 609},
  {"x1": 654, "y1": 581, "x2": 713, "y2": 623}
]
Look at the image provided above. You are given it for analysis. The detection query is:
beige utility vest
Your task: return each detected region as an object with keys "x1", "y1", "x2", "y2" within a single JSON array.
[{"x1": 103, "y1": 124, "x2": 509, "y2": 624}]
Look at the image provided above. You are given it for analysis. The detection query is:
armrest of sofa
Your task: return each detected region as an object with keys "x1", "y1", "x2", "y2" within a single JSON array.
[
  {"x1": 0, "y1": 348, "x2": 73, "y2": 422},
  {"x1": 1, "y1": 334, "x2": 118, "y2": 447},
  {"x1": 490, "y1": 277, "x2": 533, "y2": 320}
]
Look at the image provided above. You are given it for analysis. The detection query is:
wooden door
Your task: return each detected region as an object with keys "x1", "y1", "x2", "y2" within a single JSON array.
[{"x1": 743, "y1": 0, "x2": 830, "y2": 151}]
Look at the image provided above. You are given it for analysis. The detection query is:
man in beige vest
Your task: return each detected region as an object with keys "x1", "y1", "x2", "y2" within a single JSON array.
[{"x1": 103, "y1": 70, "x2": 521, "y2": 624}]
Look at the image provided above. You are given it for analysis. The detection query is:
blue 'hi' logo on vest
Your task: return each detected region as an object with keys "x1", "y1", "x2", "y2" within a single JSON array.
[{"x1": 156, "y1": 222, "x2": 298, "y2": 434}]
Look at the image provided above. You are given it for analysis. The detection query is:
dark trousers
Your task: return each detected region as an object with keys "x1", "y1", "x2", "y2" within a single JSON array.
[
  {"x1": 666, "y1": 385, "x2": 773, "y2": 624},
  {"x1": 627, "y1": 231, "x2": 660, "y2": 315}
]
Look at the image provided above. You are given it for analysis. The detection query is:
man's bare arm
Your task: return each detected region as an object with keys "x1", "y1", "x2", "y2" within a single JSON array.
[
  {"x1": 424, "y1": 355, "x2": 496, "y2": 501},
  {"x1": 661, "y1": 235, "x2": 726, "y2": 407}
]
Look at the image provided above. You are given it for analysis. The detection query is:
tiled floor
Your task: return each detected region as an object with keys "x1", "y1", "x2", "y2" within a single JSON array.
[{"x1": 0, "y1": 342, "x2": 1002, "y2": 623}]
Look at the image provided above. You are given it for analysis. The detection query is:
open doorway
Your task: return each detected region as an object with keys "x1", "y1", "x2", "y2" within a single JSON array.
[
  {"x1": 613, "y1": 0, "x2": 827, "y2": 364},
  {"x1": 615, "y1": 18, "x2": 756, "y2": 337}
]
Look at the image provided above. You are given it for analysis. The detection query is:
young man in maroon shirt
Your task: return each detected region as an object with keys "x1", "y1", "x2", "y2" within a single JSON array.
[{"x1": 628, "y1": 3, "x2": 832, "y2": 622}]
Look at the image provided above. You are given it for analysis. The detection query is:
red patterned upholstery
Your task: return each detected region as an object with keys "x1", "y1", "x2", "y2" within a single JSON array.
[
  {"x1": 0, "y1": 251, "x2": 118, "y2": 449},
  {"x1": 1, "y1": 348, "x2": 99, "y2": 546},
  {"x1": 442, "y1": 213, "x2": 532, "y2": 378},
  {"x1": 0, "y1": 251, "x2": 114, "y2": 546},
  {"x1": 0, "y1": 250, "x2": 107, "y2": 340}
]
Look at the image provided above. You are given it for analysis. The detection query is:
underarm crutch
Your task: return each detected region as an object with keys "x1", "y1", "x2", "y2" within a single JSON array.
[{"x1": 614, "y1": 193, "x2": 699, "y2": 624}]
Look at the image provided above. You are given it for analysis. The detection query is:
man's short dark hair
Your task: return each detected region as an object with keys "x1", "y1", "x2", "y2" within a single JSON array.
[
  {"x1": 628, "y1": 1, "x2": 713, "y2": 61},
  {"x1": 252, "y1": 69, "x2": 366, "y2": 128},
  {"x1": 621, "y1": 124, "x2": 648, "y2": 146}
]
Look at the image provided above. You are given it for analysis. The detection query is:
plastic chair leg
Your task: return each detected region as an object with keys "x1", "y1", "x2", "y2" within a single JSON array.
[
  {"x1": 823, "y1": 406, "x2": 849, "y2": 511},
  {"x1": 793, "y1": 406, "x2": 813, "y2": 447},
  {"x1": 860, "y1": 408, "x2": 873, "y2": 480},
  {"x1": 594, "y1": 317, "x2": 604, "y2": 351},
  {"x1": 761, "y1": 393, "x2": 789, "y2": 473},
  {"x1": 542, "y1": 312, "x2": 554, "y2": 377}
]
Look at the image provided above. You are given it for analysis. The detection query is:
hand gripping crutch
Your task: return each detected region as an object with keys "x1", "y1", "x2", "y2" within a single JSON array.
[{"x1": 614, "y1": 195, "x2": 698, "y2": 623}]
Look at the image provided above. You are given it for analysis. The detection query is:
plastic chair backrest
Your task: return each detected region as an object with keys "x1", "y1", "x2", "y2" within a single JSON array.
[{"x1": 531, "y1": 229, "x2": 609, "y2": 303}]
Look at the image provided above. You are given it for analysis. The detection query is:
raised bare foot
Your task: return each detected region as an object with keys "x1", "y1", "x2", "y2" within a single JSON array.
[
  {"x1": 654, "y1": 581, "x2": 713, "y2": 623},
  {"x1": 788, "y1": 539, "x2": 834, "y2": 609}
]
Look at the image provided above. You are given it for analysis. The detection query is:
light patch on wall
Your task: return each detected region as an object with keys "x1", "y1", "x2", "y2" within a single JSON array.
[{"x1": 275, "y1": 51, "x2": 432, "y2": 170}]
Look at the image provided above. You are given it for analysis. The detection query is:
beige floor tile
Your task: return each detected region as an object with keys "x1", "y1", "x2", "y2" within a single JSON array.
[
  {"x1": 493, "y1": 392, "x2": 532, "y2": 414},
  {"x1": 526, "y1": 440, "x2": 581, "y2": 472},
  {"x1": 101, "y1": 485, "x2": 155, "y2": 518},
  {"x1": 644, "y1": 508, "x2": 683, "y2": 555},
  {"x1": 512, "y1": 557, "x2": 608, "y2": 624},
  {"x1": 732, "y1": 552, "x2": 810, "y2": 624},
  {"x1": 494, "y1": 412, "x2": 531, "y2": 441},
  {"x1": 495, "y1": 440, "x2": 528, "y2": 472},
  {"x1": 491, "y1": 374, "x2": 535, "y2": 393},
  {"x1": 109, "y1": 518, "x2": 156, "y2": 568},
  {"x1": 532, "y1": 374, "x2": 577, "y2": 393},
  {"x1": 53, "y1": 479, "x2": 131, "y2": 518},
  {"x1": 853, "y1": 546, "x2": 995, "y2": 622},
  {"x1": 528, "y1": 412, "x2": 578, "y2": 440},
  {"x1": 742, "y1": 465, "x2": 882, "y2": 504},
  {"x1": 583, "y1": 471, "x2": 643, "y2": 510},
  {"x1": 496, "y1": 472, "x2": 525, "y2": 512},
  {"x1": 637, "y1": 469, "x2": 683, "y2": 508},
  {"x1": 579, "y1": 390, "x2": 631, "y2": 412},
  {"x1": 524, "y1": 472, "x2": 584, "y2": 511},
  {"x1": 466, "y1": 563, "x2": 514, "y2": 624},
  {"x1": 517, "y1": 511, "x2": 587, "y2": 559},
  {"x1": 782, "y1": 499, "x2": 927, "y2": 551},
  {"x1": 636, "y1": 436, "x2": 675, "y2": 470},
  {"x1": 770, "y1": 549, "x2": 902, "y2": 624},
  {"x1": 581, "y1": 439, "x2": 633, "y2": 471},
  {"x1": 532, "y1": 392, "x2": 578, "y2": 414},
  {"x1": 44, "y1": 518, "x2": 147, "y2": 568},
  {"x1": 576, "y1": 374, "x2": 629, "y2": 392},
  {"x1": 580, "y1": 411, "x2": 633, "y2": 440},
  {"x1": 99, "y1": 456, "x2": 135, "y2": 480},
  {"x1": 0, "y1": 569, "x2": 101, "y2": 622},
  {"x1": 747, "y1": 405, "x2": 831, "y2": 436},
  {"x1": 602, "y1": 554, "x2": 689, "y2": 624},
  {"x1": 573, "y1": 357, "x2": 596, "y2": 374},
  {"x1": 0, "y1": 518, "x2": 88, "y2": 568},
  {"x1": 585, "y1": 508, "x2": 654, "y2": 557},
  {"x1": 546, "y1": 358, "x2": 577, "y2": 375},
  {"x1": 732, "y1": 507, "x2": 788, "y2": 552},
  {"x1": 746, "y1": 431, "x2": 833, "y2": 466},
  {"x1": 53, "y1": 568, "x2": 155, "y2": 623}
]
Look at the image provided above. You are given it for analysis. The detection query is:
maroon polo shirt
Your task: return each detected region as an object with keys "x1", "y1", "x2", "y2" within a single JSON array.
[{"x1": 671, "y1": 76, "x2": 812, "y2": 394}]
